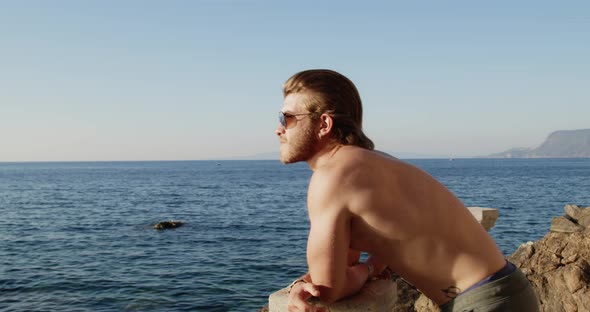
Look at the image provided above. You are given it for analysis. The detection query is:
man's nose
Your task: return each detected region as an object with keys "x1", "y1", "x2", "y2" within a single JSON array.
[{"x1": 275, "y1": 124, "x2": 285, "y2": 137}]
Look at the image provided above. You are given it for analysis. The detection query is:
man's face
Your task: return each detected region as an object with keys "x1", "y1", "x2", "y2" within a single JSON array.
[{"x1": 276, "y1": 93, "x2": 319, "y2": 164}]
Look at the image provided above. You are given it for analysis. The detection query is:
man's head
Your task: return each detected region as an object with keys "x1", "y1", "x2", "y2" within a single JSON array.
[
  {"x1": 276, "y1": 92, "x2": 321, "y2": 164},
  {"x1": 282, "y1": 69, "x2": 374, "y2": 150}
]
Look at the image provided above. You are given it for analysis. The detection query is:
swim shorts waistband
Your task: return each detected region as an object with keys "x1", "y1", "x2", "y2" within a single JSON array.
[{"x1": 460, "y1": 260, "x2": 516, "y2": 296}]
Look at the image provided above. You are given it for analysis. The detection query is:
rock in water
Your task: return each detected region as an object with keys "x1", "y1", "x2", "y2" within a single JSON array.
[{"x1": 154, "y1": 220, "x2": 184, "y2": 230}]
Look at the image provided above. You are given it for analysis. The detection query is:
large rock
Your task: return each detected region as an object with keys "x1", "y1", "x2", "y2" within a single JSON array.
[
  {"x1": 551, "y1": 204, "x2": 590, "y2": 233},
  {"x1": 550, "y1": 216, "x2": 585, "y2": 233},
  {"x1": 508, "y1": 229, "x2": 590, "y2": 311}
]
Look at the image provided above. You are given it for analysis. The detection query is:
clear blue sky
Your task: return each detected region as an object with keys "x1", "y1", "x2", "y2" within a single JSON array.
[{"x1": 1, "y1": 1, "x2": 588, "y2": 161}]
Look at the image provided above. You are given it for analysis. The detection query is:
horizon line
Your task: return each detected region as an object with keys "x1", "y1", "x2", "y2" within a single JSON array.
[{"x1": 5, "y1": 156, "x2": 587, "y2": 164}]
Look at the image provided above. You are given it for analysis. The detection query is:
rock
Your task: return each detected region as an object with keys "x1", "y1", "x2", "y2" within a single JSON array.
[
  {"x1": 563, "y1": 263, "x2": 585, "y2": 293},
  {"x1": 268, "y1": 277, "x2": 397, "y2": 312},
  {"x1": 413, "y1": 293, "x2": 440, "y2": 312},
  {"x1": 565, "y1": 204, "x2": 583, "y2": 220},
  {"x1": 389, "y1": 275, "x2": 421, "y2": 312},
  {"x1": 579, "y1": 214, "x2": 590, "y2": 227},
  {"x1": 466, "y1": 207, "x2": 499, "y2": 231},
  {"x1": 510, "y1": 241, "x2": 535, "y2": 271},
  {"x1": 507, "y1": 228, "x2": 590, "y2": 311},
  {"x1": 153, "y1": 220, "x2": 184, "y2": 230},
  {"x1": 550, "y1": 216, "x2": 584, "y2": 233},
  {"x1": 564, "y1": 204, "x2": 590, "y2": 227}
]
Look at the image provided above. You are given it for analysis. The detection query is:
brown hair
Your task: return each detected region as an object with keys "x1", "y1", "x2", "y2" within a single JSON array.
[{"x1": 283, "y1": 69, "x2": 374, "y2": 150}]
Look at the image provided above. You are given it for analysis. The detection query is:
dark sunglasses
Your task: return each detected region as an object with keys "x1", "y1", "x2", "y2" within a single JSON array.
[{"x1": 278, "y1": 111, "x2": 314, "y2": 129}]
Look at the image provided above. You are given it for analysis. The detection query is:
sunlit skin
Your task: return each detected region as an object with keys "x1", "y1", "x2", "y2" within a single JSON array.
[
  {"x1": 276, "y1": 93, "x2": 506, "y2": 311},
  {"x1": 275, "y1": 94, "x2": 319, "y2": 164}
]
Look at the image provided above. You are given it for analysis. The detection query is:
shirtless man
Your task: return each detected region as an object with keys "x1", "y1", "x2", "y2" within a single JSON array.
[{"x1": 275, "y1": 69, "x2": 539, "y2": 311}]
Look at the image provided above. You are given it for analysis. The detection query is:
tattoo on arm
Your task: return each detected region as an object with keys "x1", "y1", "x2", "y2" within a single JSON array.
[{"x1": 441, "y1": 286, "x2": 461, "y2": 299}]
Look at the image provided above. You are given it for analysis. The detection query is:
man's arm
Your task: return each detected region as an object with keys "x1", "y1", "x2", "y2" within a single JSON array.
[
  {"x1": 287, "y1": 252, "x2": 388, "y2": 311},
  {"x1": 290, "y1": 248, "x2": 360, "y2": 285},
  {"x1": 287, "y1": 248, "x2": 365, "y2": 311},
  {"x1": 305, "y1": 195, "x2": 369, "y2": 303},
  {"x1": 307, "y1": 214, "x2": 369, "y2": 302}
]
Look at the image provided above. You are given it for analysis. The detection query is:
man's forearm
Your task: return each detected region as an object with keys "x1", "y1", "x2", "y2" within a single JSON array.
[
  {"x1": 314, "y1": 263, "x2": 369, "y2": 303},
  {"x1": 296, "y1": 257, "x2": 378, "y2": 304}
]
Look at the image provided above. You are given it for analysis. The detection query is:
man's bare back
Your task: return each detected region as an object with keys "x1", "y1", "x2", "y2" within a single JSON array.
[{"x1": 309, "y1": 146, "x2": 506, "y2": 304}]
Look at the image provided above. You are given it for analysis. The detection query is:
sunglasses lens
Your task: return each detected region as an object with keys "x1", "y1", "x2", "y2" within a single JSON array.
[{"x1": 279, "y1": 112, "x2": 287, "y2": 127}]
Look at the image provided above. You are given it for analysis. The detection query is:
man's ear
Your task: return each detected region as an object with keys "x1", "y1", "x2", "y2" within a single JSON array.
[{"x1": 318, "y1": 114, "x2": 334, "y2": 138}]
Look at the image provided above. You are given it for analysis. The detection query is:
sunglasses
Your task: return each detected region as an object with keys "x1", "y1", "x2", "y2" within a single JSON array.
[{"x1": 278, "y1": 111, "x2": 314, "y2": 129}]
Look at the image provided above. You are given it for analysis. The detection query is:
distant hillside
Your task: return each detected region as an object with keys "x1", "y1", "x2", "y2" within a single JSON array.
[{"x1": 489, "y1": 129, "x2": 590, "y2": 158}]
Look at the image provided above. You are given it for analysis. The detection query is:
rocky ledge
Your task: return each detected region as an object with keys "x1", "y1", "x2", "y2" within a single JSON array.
[{"x1": 508, "y1": 204, "x2": 590, "y2": 312}]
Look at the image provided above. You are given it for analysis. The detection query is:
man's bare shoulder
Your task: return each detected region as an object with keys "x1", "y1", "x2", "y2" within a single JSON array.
[
  {"x1": 308, "y1": 147, "x2": 404, "y2": 204},
  {"x1": 373, "y1": 150, "x2": 398, "y2": 160},
  {"x1": 313, "y1": 147, "x2": 404, "y2": 180}
]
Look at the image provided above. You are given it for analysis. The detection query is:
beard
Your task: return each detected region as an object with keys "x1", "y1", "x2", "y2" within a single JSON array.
[{"x1": 279, "y1": 123, "x2": 319, "y2": 164}]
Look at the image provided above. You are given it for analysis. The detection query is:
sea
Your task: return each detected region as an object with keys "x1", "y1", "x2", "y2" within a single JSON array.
[{"x1": 1, "y1": 158, "x2": 589, "y2": 311}]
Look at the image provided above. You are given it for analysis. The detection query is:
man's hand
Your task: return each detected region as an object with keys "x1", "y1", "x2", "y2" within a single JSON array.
[{"x1": 287, "y1": 281, "x2": 325, "y2": 312}]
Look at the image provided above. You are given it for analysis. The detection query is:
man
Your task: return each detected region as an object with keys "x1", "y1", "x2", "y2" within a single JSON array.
[{"x1": 275, "y1": 69, "x2": 539, "y2": 311}]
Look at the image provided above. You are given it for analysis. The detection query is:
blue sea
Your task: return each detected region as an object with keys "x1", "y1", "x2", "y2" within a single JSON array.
[{"x1": 1, "y1": 159, "x2": 589, "y2": 311}]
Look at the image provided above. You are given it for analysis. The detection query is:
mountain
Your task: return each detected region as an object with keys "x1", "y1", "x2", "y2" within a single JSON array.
[{"x1": 488, "y1": 129, "x2": 590, "y2": 158}]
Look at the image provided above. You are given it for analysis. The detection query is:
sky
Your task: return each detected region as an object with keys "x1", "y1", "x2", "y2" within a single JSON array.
[{"x1": 1, "y1": 1, "x2": 589, "y2": 161}]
